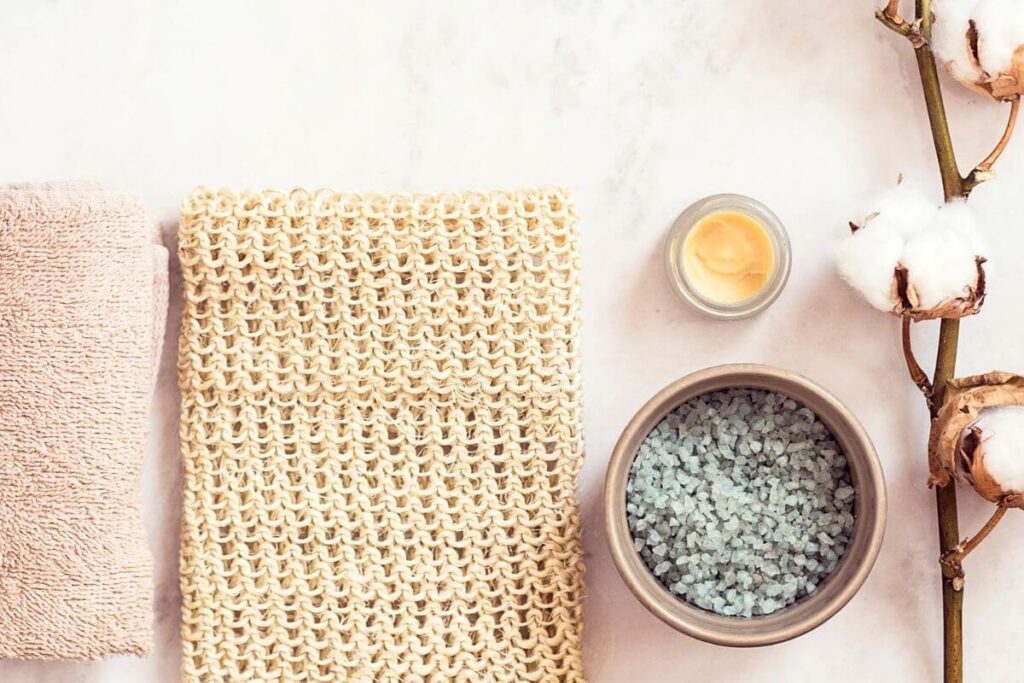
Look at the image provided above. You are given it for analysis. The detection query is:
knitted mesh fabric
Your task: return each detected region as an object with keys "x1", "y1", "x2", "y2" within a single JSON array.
[
  {"x1": 178, "y1": 187, "x2": 585, "y2": 682},
  {"x1": 0, "y1": 182, "x2": 167, "y2": 659}
]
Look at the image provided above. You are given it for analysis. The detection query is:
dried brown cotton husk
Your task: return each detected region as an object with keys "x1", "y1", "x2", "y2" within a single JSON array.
[
  {"x1": 983, "y1": 45, "x2": 1024, "y2": 101},
  {"x1": 928, "y1": 372, "x2": 1024, "y2": 495}
]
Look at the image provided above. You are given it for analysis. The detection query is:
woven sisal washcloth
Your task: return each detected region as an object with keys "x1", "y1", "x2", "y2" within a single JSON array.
[
  {"x1": 178, "y1": 187, "x2": 585, "y2": 682},
  {"x1": 0, "y1": 181, "x2": 167, "y2": 659}
]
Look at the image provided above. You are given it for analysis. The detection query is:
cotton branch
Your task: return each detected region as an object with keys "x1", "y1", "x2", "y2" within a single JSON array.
[
  {"x1": 901, "y1": 316, "x2": 934, "y2": 405},
  {"x1": 940, "y1": 504, "x2": 1010, "y2": 578},
  {"x1": 876, "y1": 1, "x2": 925, "y2": 46},
  {"x1": 964, "y1": 97, "x2": 1021, "y2": 193}
]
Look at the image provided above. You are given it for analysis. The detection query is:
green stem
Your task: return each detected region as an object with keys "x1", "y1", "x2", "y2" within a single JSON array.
[
  {"x1": 912, "y1": 1, "x2": 967, "y2": 681},
  {"x1": 932, "y1": 320, "x2": 962, "y2": 683},
  {"x1": 914, "y1": 49, "x2": 966, "y2": 201}
]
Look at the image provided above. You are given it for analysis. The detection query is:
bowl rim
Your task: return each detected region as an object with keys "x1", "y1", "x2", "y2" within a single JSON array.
[{"x1": 603, "y1": 363, "x2": 887, "y2": 647}]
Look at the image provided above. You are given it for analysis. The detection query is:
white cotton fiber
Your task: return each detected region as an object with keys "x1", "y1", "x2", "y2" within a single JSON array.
[
  {"x1": 933, "y1": 0, "x2": 1024, "y2": 87},
  {"x1": 835, "y1": 227, "x2": 904, "y2": 311},
  {"x1": 933, "y1": 0, "x2": 984, "y2": 84},
  {"x1": 900, "y1": 202, "x2": 983, "y2": 308},
  {"x1": 974, "y1": 406, "x2": 1024, "y2": 493},
  {"x1": 900, "y1": 223, "x2": 978, "y2": 308},
  {"x1": 973, "y1": 0, "x2": 1024, "y2": 75},
  {"x1": 932, "y1": 199, "x2": 987, "y2": 255},
  {"x1": 870, "y1": 183, "x2": 938, "y2": 239}
]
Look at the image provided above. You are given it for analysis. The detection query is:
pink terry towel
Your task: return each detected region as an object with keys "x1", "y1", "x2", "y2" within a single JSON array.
[{"x1": 0, "y1": 182, "x2": 167, "y2": 660}]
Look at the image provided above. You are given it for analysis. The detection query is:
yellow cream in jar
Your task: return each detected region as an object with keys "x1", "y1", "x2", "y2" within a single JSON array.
[{"x1": 682, "y1": 211, "x2": 775, "y2": 304}]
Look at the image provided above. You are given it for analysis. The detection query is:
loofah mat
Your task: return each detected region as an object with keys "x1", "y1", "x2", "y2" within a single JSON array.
[{"x1": 178, "y1": 187, "x2": 585, "y2": 682}]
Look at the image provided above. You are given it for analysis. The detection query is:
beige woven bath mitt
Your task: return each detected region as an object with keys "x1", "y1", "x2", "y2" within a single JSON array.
[
  {"x1": 0, "y1": 182, "x2": 167, "y2": 660},
  {"x1": 178, "y1": 187, "x2": 585, "y2": 682}
]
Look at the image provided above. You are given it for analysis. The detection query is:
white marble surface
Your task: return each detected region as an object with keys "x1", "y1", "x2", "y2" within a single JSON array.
[{"x1": 3, "y1": 1, "x2": 1024, "y2": 681}]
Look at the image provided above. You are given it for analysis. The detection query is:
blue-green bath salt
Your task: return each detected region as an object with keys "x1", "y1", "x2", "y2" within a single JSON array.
[{"x1": 626, "y1": 388, "x2": 855, "y2": 618}]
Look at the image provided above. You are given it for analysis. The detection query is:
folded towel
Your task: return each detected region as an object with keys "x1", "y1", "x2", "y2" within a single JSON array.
[
  {"x1": 0, "y1": 182, "x2": 167, "y2": 660},
  {"x1": 178, "y1": 187, "x2": 585, "y2": 682}
]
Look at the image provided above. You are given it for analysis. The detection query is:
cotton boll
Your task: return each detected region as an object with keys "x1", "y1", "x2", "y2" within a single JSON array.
[
  {"x1": 933, "y1": 0, "x2": 985, "y2": 85},
  {"x1": 837, "y1": 186, "x2": 986, "y2": 318},
  {"x1": 901, "y1": 225, "x2": 979, "y2": 309},
  {"x1": 933, "y1": 0, "x2": 1024, "y2": 99},
  {"x1": 973, "y1": 406, "x2": 1024, "y2": 495},
  {"x1": 836, "y1": 227, "x2": 904, "y2": 310},
  {"x1": 930, "y1": 372, "x2": 1024, "y2": 490}
]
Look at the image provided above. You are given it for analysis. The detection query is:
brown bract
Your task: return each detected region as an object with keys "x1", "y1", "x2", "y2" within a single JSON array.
[
  {"x1": 987, "y1": 46, "x2": 1024, "y2": 100},
  {"x1": 891, "y1": 256, "x2": 987, "y2": 320},
  {"x1": 928, "y1": 372, "x2": 1024, "y2": 495}
]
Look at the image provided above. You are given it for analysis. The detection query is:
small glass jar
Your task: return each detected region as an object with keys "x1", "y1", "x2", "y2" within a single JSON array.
[{"x1": 664, "y1": 193, "x2": 791, "y2": 320}]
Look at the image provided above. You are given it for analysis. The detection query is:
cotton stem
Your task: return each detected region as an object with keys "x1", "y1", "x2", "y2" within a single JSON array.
[
  {"x1": 898, "y1": 0, "x2": 969, "y2": 679},
  {"x1": 932, "y1": 317, "x2": 963, "y2": 683}
]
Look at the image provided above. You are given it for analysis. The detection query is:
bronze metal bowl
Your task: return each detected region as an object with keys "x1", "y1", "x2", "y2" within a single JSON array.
[{"x1": 604, "y1": 364, "x2": 886, "y2": 647}]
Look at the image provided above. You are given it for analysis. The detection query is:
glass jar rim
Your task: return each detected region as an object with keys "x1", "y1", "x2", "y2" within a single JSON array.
[{"x1": 664, "y1": 194, "x2": 791, "y2": 320}]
